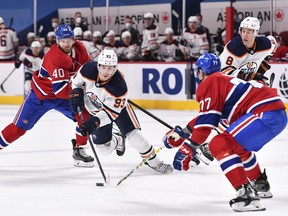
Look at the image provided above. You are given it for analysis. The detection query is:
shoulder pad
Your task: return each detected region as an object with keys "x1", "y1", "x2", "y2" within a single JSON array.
[
  {"x1": 195, "y1": 27, "x2": 206, "y2": 34},
  {"x1": 255, "y1": 36, "x2": 272, "y2": 51},
  {"x1": 80, "y1": 61, "x2": 98, "y2": 81},
  {"x1": 226, "y1": 36, "x2": 247, "y2": 57},
  {"x1": 47, "y1": 45, "x2": 72, "y2": 67},
  {"x1": 146, "y1": 24, "x2": 157, "y2": 30},
  {"x1": 25, "y1": 48, "x2": 33, "y2": 56},
  {"x1": 102, "y1": 70, "x2": 127, "y2": 97}
]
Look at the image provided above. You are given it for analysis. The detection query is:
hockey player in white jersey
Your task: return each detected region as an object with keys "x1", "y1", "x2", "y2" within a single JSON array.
[
  {"x1": 157, "y1": 27, "x2": 184, "y2": 62},
  {"x1": 141, "y1": 12, "x2": 159, "y2": 61},
  {"x1": 0, "y1": 17, "x2": 19, "y2": 60},
  {"x1": 14, "y1": 41, "x2": 44, "y2": 96},
  {"x1": 73, "y1": 27, "x2": 99, "y2": 61},
  {"x1": 219, "y1": 17, "x2": 276, "y2": 85},
  {"x1": 181, "y1": 16, "x2": 209, "y2": 61},
  {"x1": 69, "y1": 49, "x2": 173, "y2": 174}
]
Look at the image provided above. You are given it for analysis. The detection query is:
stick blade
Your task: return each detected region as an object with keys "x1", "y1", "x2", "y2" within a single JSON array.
[{"x1": 0, "y1": 84, "x2": 6, "y2": 93}]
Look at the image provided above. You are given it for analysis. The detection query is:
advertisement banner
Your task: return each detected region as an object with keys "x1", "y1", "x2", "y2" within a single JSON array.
[
  {"x1": 265, "y1": 64, "x2": 288, "y2": 103},
  {"x1": 201, "y1": 0, "x2": 287, "y2": 34},
  {"x1": 58, "y1": 4, "x2": 172, "y2": 35},
  {"x1": 118, "y1": 63, "x2": 188, "y2": 100}
]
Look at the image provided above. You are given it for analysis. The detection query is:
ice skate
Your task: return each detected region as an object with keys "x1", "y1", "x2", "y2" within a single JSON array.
[
  {"x1": 113, "y1": 132, "x2": 126, "y2": 156},
  {"x1": 194, "y1": 143, "x2": 214, "y2": 165},
  {"x1": 229, "y1": 184, "x2": 266, "y2": 212},
  {"x1": 252, "y1": 169, "x2": 273, "y2": 198},
  {"x1": 72, "y1": 139, "x2": 94, "y2": 168}
]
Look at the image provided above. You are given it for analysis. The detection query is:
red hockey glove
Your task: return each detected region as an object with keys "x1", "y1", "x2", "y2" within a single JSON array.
[
  {"x1": 163, "y1": 125, "x2": 190, "y2": 149},
  {"x1": 173, "y1": 142, "x2": 195, "y2": 171}
]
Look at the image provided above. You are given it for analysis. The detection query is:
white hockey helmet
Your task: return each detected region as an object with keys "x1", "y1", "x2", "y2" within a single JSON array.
[
  {"x1": 47, "y1": 31, "x2": 56, "y2": 38},
  {"x1": 239, "y1": 17, "x2": 260, "y2": 37},
  {"x1": 144, "y1": 12, "x2": 154, "y2": 19},
  {"x1": 97, "y1": 49, "x2": 118, "y2": 73},
  {"x1": 164, "y1": 27, "x2": 174, "y2": 35},
  {"x1": 83, "y1": 30, "x2": 92, "y2": 39},
  {"x1": 121, "y1": 31, "x2": 131, "y2": 39},
  {"x1": 0, "y1": 17, "x2": 4, "y2": 25},
  {"x1": 31, "y1": 40, "x2": 42, "y2": 48},
  {"x1": 27, "y1": 32, "x2": 36, "y2": 39},
  {"x1": 106, "y1": 30, "x2": 115, "y2": 37},
  {"x1": 93, "y1": 31, "x2": 102, "y2": 37},
  {"x1": 73, "y1": 27, "x2": 83, "y2": 37},
  {"x1": 188, "y1": 16, "x2": 200, "y2": 24}
]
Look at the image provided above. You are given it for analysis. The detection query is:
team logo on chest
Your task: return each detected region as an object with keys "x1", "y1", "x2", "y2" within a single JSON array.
[
  {"x1": 86, "y1": 92, "x2": 103, "y2": 109},
  {"x1": 239, "y1": 62, "x2": 257, "y2": 74}
]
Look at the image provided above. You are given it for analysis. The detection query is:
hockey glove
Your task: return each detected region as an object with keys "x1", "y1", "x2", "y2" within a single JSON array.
[
  {"x1": 256, "y1": 60, "x2": 271, "y2": 76},
  {"x1": 14, "y1": 60, "x2": 22, "y2": 69},
  {"x1": 163, "y1": 125, "x2": 190, "y2": 149},
  {"x1": 23, "y1": 58, "x2": 32, "y2": 68},
  {"x1": 173, "y1": 142, "x2": 195, "y2": 171},
  {"x1": 69, "y1": 88, "x2": 84, "y2": 113},
  {"x1": 179, "y1": 39, "x2": 188, "y2": 46},
  {"x1": 80, "y1": 115, "x2": 100, "y2": 136}
]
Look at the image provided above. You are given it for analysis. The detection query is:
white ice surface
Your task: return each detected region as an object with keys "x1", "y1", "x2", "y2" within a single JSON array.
[{"x1": 0, "y1": 105, "x2": 287, "y2": 216}]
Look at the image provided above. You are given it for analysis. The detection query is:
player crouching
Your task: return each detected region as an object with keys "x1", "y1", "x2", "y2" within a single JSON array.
[{"x1": 69, "y1": 49, "x2": 173, "y2": 174}]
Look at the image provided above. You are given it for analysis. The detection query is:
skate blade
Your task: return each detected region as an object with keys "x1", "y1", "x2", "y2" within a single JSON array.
[
  {"x1": 231, "y1": 200, "x2": 266, "y2": 212},
  {"x1": 74, "y1": 160, "x2": 94, "y2": 168},
  {"x1": 257, "y1": 191, "x2": 273, "y2": 199}
]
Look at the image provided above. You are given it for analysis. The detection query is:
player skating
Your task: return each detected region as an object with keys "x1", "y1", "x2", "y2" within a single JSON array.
[
  {"x1": 69, "y1": 49, "x2": 173, "y2": 174},
  {"x1": 163, "y1": 53, "x2": 287, "y2": 212},
  {"x1": 0, "y1": 24, "x2": 95, "y2": 168}
]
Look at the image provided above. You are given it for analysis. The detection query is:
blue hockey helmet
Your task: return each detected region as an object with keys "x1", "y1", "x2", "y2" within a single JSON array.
[
  {"x1": 55, "y1": 24, "x2": 74, "y2": 39},
  {"x1": 195, "y1": 53, "x2": 221, "y2": 76}
]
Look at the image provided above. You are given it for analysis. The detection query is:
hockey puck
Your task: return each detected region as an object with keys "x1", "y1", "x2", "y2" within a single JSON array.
[{"x1": 96, "y1": 183, "x2": 105, "y2": 186}]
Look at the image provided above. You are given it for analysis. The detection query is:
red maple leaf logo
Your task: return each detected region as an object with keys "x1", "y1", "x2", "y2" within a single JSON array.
[
  {"x1": 161, "y1": 12, "x2": 170, "y2": 24},
  {"x1": 274, "y1": 9, "x2": 284, "y2": 22}
]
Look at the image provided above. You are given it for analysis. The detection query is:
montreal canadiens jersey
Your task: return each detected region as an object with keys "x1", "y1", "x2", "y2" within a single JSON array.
[
  {"x1": 19, "y1": 48, "x2": 44, "y2": 74},
  {"x1": 31, "y1": 41, "x2": 91, "y2": 100},
  {"x1": 219, "y1": 35, "x2": 276, "y2": 76},
  {"x1": 71, "y1": 61, "x2": 128, "y2": 127},
  {"x1": 187, "y1": 73, "x2": 285, "y2": 145}
]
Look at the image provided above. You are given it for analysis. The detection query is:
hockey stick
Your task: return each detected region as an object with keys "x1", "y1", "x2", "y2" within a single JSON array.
[
  {"x1": 0, "y1": 68, "x2": 17, "y2": 93},
  {"x1": 128, "y1": 99, "x2": 173, "y2": 129},
  {"x1": 127, "y1": 99, "x2": 213, "y2": 160},
  {"x1": 77, "y1": 107, "x2": 109, "y2": 185},
  {"x1": 117, "y1": 146, "x2": 164, "y2": 186},
  {"x1": 269, "y1": 72, "x2": 275, "y2": 87},
  {"x1": 9, "y1": 17, "x2": 14, "y2": 29}
]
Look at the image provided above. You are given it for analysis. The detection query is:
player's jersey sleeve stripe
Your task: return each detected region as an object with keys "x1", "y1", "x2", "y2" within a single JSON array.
[
  {"x1": 195, "y1": 112, "x2": 220, "y2": 129},
  {"x1": 39, "y1": 67, "x2": 50, "y2": 78}
]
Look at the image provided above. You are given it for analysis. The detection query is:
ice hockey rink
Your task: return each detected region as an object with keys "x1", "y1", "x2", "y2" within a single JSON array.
[{"x1": 0, "y1": 105, "x2": 287, "y2": 216}]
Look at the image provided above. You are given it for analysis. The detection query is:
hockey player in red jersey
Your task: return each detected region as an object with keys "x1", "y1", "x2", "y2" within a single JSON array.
[
  {"x1": 163, "y1": 53, "x2": 287, "y2": 212},
  {"x1": 0, "y1": 24, "x2": 94, "y2": 168},
  {"x1": 69, "y1": 49, "x2": 173, "y2": 174}
]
